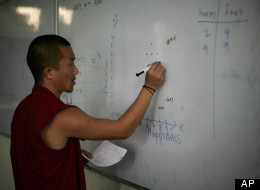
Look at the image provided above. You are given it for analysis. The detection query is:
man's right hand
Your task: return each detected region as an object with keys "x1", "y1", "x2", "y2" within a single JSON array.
[{"x1": 144, "y1": 62, "x2": 165, "y2": 90}]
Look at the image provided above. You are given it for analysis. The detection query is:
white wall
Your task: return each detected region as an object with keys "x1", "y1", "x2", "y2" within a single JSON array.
[{"x1": 0, "y1": 135, "x2": 15, "y2": 190}]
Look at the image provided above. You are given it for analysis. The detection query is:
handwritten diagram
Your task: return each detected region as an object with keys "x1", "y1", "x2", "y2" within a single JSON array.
[
  {"x1": 198, "y1": 1, "x2": 248, "y2": 140},
  {"x1": 60, "y1": 6, "x2": 184, "y2": 145}
]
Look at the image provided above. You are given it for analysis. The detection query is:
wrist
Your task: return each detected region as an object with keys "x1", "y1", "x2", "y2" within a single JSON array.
[{"x1": 143, "y1": 85, "x2": 156, "y2": 95}]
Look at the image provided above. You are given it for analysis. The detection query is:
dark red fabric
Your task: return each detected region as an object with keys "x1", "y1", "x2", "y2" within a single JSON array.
[{"x1": 11, "y1": 85, "x2": 86, "y2": 190}]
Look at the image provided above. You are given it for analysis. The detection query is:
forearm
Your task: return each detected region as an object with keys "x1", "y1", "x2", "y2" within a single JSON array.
[
  {"x1": 117, "y1": 87, "x2": 153, "y2": 138},
  {"x1": 60, "y1": 62, "x2": 164, "y2": 141}
]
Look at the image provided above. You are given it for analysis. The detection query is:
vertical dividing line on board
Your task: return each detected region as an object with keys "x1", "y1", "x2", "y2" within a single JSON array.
[{"x1": 212, "y1": 1, "x2": 221, "y2": 140}]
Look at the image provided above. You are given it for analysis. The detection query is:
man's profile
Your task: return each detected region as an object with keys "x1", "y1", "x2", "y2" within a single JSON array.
[{"x1": 10, "y1": 34, "x2": 165, "y2": 190}]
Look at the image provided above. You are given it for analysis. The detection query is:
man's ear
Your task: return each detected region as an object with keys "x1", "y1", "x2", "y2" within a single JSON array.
[{"x1": 43, "y1": 67, "x2": 55, "y2": 80}]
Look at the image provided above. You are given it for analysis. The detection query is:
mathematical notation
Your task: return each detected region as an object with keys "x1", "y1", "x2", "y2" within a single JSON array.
[
  {"x1": 72, "y1": 0, "x2": 109, "y2": 11},
  {"x1": 198, "y1": 1, "x2": 248, "y2": 140},
  {"x1": 140, "y1": 118, "x2": 184, "y2": 145},
  {"x1": 199, "y1": 3, "x2": 247, "y2": 55}
]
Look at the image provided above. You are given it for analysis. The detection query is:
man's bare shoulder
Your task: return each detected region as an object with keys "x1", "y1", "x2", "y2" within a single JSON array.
[{"x1": 55, "y1": 106, "x2": 90, "y2": 127}]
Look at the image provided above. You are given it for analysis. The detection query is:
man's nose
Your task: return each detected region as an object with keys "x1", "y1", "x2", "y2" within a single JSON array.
[{"x1": 74, "y1": 65, "x2": 79, "y2": 75}]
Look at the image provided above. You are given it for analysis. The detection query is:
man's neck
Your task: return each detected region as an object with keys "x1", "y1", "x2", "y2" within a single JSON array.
[{"x1": 40, "y1": 83, "x2": 61, "y2": 98}]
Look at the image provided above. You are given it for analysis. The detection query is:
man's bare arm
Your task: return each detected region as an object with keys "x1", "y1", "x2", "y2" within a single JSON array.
[{"x1": 41, "y1": 62, "x2": 165, "y2": 149}]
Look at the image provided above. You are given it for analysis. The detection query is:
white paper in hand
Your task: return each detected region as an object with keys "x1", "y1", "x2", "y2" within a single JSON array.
[{"x1": 82, "y1": 140, "x2": 127, "y2": 167}]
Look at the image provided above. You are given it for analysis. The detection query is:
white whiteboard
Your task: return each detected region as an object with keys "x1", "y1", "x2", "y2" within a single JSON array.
[{"x1": 60, "y1": 0, "x2": 259, "y2": 189}]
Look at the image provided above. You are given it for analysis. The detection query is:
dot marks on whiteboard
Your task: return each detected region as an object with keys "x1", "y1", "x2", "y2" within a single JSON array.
[
  {"x1": 145, "y1": 43, "x2": 159, "y2": 56},
  {"x1": 145, "y1": 35, "x2": 177, "y2": 56}
]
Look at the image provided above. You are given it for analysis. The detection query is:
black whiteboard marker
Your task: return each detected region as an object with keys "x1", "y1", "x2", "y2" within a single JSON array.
[{"x1": 136, "y1": 65, "x2": 151, "y2": 77}]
